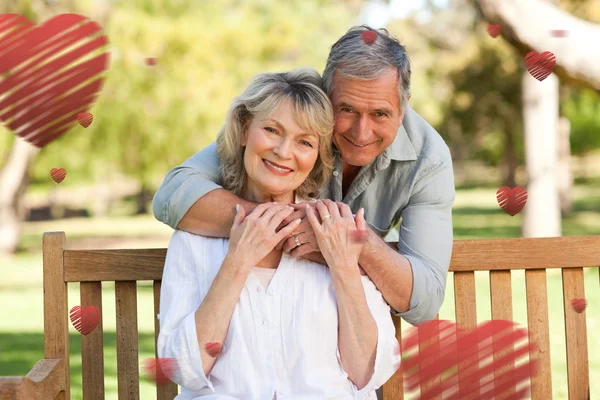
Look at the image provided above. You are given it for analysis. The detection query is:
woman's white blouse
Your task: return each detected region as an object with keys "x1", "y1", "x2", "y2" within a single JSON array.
[{"x1": 157, "y1": 229, "x2": 401, "y2": 400}]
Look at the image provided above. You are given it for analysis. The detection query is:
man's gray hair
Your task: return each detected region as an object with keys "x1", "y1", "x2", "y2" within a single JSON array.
[{"x1": 322, "y1": 25, "x2": 411, "y2": 110}]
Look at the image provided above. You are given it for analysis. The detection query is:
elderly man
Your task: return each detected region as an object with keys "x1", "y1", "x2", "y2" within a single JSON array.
[{"x1": 153, "y1": 24, "x2": 455, "y2": 388}]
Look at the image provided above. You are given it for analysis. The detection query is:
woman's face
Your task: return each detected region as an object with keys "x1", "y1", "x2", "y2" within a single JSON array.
[{"x1": 241, "y1": 100, "x2": 320, "y2": 202}]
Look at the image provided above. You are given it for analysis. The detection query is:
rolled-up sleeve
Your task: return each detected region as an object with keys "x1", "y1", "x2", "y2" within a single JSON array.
[
  {"x1": 152, "y1": 141, "x2": 223, "y2": 229},
  {"x1": 393, "y1": 155, "x2": 456, "y2": 326},
  {"x1": 341, "y1": 275, "x2": 401, "y2": 396},
  {"x1": 157, "y1": 230, "x2": 215, "y2": 393}
]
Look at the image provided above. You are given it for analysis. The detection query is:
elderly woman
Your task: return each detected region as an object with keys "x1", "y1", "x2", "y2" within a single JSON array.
[{"x1": 157, "y1": 67, "x2": 400, "y2": 399}]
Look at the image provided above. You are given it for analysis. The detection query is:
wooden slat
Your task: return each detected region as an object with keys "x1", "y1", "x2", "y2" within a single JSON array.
[
  {"x1": 448, "y1": 236, "x2": 600, "y2": 271},
  {"x1": 80, "y1": 282, "x2": 105, "y2": 400},
  {"x1": 63, "y1": 235, "x2": 600, "y2": 281},
  {"x1": 115, "y1": 281, "x2": 140, "y2": 400},
  {"x1": 154, "y1": 281, "x2": 178, "y2": 400},
  {"x1": 561, "y1": 267, "x2": 590, "y2": 400},
  {"x1": 64, "y1": 249, "x2": 167, "y2": 281},
  {"x1": 525, "y1": 269, "x2": 552, "y2": 399},
  {"x1": 383, "y1": 315, "x2": 403, "y2": 400},
  {"x1": 15, "y1": 359, "x2": 66, "y2": 400},
  {"x1": 454, "y1": 271, "x2": 477, "y2": 398},
  {"x1": 489, "y1": 270, "x2": 516, "y2": 398},
  {"x1": 43, "y1": 232, "x2": 69, "y2": 400}
]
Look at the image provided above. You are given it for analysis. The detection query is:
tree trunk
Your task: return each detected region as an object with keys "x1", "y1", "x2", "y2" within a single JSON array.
[
  {"x1": 503, "y1": 125, "x2": 518, "y2": 187},
  {"x1": 0, "y1": 137, "x2": 40, "y2": 254},
  {"x1": 474, "y1": 0, "x2": 600, "y2": 92},
  {"x1": 521, "y1": 71, "x2": 561, "y2": 238},
  {"x1": 557, "y1": 116, "x2": 573, "y2": 216}
]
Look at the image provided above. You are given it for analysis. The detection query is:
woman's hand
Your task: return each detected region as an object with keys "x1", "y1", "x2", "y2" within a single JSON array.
[
  {"x1": 305, "y1": 199, "x2": 367, "y2": 272},
  {"x1": 228, "y1": 202, "x2": 302, "y2": 269}
]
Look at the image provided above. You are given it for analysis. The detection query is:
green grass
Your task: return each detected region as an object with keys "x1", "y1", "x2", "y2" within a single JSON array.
[{"x1": 1, "y1": 182, "x2": 599, "y2": 399}]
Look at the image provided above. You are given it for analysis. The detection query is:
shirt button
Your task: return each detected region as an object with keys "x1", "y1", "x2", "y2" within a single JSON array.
[{"x1": 333, "y1": 171, "x2": 339, "y2": 177}]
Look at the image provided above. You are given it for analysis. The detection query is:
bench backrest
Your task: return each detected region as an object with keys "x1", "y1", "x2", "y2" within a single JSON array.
[{"x1": 42, "y1": 232, "x2": 600, "y2": 400}]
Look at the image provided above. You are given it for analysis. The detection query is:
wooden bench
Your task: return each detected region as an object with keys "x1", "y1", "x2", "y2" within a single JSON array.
[{"x1": 0, "y1": 232, "x2": 598, "y2": 400}]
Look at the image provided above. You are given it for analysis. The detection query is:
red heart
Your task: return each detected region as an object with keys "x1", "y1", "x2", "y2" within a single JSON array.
[
  {"x1": 77, "y1": 112, "x2": 93, "y2": 128},
  {"x1": 143, "y1": 358, "x2": 177, "y2": 386},
  {"x1": 69, "y1": 305, "x2": 101, "y2": 335},
  {"x1": 496, "y1": 186, "x2": 527, "y2": 216},
  {"x1": 571, "y1": 298, "x2": 587, "y2": 313},
  {"x1": 205, "y1": 342, "x2": 223, "y2": 358},
  {"x1": 550, "y1": 29, "x2": 568, "y2": 37},
  {"x1": 401, "y1": 320, "x2": 539, "y2": 399},
  {"x1": 486, "y1": 24, "x2": 502, "y2": 38},
  {"x1": 361, "y1": 30, "x2": 377, "y2": 45},
  {"x1": 50, "y1": 167, "x2": 66, "y2": 183},
  {"x1": 525, "y1": 51, "x2": 556, "y2": 81},
  {"x1": 0, "y1": 14, "x2": 110, "y2": 147},
  {"x1": 145, "y1": 57, "x2": 157, "y2": 66},
  {"x1": 350, "y1": 229, "x2": 368, "y2": 244}
]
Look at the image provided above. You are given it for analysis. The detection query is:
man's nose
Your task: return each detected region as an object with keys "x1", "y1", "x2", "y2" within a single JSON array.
[{"x1": 352, "y1": 115, "x2": 372, "y2": 141}]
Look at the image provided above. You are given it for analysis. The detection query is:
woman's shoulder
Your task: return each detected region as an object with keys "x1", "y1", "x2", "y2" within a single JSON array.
[{"x1": 169, "y1": 230, "x2": 229, "y2": 250}]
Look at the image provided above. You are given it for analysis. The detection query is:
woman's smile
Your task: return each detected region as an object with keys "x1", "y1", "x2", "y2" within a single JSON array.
[{"x1": 262, "y1": 159, "x2": 294, "y2": 175}]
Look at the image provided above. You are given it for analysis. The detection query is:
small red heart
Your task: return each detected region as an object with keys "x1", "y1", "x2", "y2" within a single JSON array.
[
  {"x1": 50, "y1": 167, "x2": 66, "y2": 184},
  {"x1": 0, "y1": 14, "x2": 110, "y2": 147},
  {"x1": 571, "y1": 298, "x2": 587, "y2": 313},
  {"x1": 143, "y1": 358, "x2": 177, "y2": 386},
  {"x1": 361, "y1": 31, "x2": 377, "y2": 45},
  {"x1": 77, "y1": 112, "x2": 93, "y2": 128},
  {"x1": 401, "y1": 320, "x2": 539, "y2": 398},
  {"x1": 350, "y1": 229, "x2": 368, "y2": 244},
  {"x1": 550, "y1": 29, "x2": 568, "y2": 37},
  {"x1": 496, "y1": 186, "x2": 527, "y2": 216},
  {"x1": 525, "y1": 51, "x2": 556, "y2": 81},
  {"x1": 486, "y1": 24, "x2": 502, "y2": 38},
  {"x1": 205, "y1": 342, "x2": 223, "y2": 358},
  {"x1": 69, "y1": 305, "x2": 101, "y2": 335},
  {"x1": 145, "y1": 57, "x2": 157, "y2": 66}
]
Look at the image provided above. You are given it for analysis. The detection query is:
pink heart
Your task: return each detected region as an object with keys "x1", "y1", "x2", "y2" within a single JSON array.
[
  {"x1": 571, "y1": 298, "x2": 587, "y2": 313},
  {"x1": 205, "y1": 342, "x2": 223, "y2": 358},
  {"x1": 496, "y1": 186, "x2": 527, "y2": 216},
  {"x1": 361, "y1": 31, "x2": 377, "y2": 45},
  {"x1": 0, "y1": 14, "x2": 110, "y2": 147},
  {"x1": 69, "y1": 305, "x2": 101, "y2": 335},
  {"x1": 525, "y1": 51, "x2": 556, "y2": 81},
  {"x1": 143, "y1": 358, "x2": 177, "y2": 386}
]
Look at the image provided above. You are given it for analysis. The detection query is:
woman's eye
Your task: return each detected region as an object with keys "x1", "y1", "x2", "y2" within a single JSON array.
[
  {"x1": 301, "y1": 140, "x2": 314, "y2": 148},
  {"x1": 265, "y1": 127, "x2": 278, "y2": 134}
]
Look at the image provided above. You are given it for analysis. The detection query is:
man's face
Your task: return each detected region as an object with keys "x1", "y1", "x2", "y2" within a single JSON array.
[{"x1": 330, "y1": 67, "x2": 406, "y2": 168}]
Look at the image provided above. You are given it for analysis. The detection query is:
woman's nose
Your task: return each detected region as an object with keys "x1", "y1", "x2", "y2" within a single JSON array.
[{"x1": 274, "y1": 138, "x2": 292, "y2": 157}]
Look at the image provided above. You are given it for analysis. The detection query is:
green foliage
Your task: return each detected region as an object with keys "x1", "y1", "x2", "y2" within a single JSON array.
[
  {"x1": 3, "y1": 0, "x2": 356, "y2": 190},
  {"x1": 563, "y1": 88, "x2": 600, "y2": 156}
]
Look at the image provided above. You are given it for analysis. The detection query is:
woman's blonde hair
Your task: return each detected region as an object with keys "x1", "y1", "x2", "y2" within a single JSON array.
[{"x1": 216, "y1": 67, "x2": 335, "y2": 200}]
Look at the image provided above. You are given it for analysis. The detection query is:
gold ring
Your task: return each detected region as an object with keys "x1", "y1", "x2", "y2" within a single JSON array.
[
  {"x1": 294, "y1": 235, "x2": 301, "y2": 247},
  {"x1": 322, "y1": 214, "x2": 331, "y2": 221}
]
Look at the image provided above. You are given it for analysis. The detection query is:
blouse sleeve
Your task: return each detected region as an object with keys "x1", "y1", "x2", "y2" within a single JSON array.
[
  {"x1": 156, "y1": 230, "x2": 216, "y2": 393},
  {"x1": 340, "y1": 275, "x2": 402, "y2": 396}
]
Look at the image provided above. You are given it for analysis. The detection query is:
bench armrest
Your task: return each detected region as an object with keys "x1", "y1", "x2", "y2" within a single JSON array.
[{"x1": 0, "y1": 359, "x2": 65, "y2": 400}]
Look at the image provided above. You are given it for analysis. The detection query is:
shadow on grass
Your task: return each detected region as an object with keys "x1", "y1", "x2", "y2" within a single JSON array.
[{"x1": 0, "y1": 331, "x2": 157, "y2": 377}]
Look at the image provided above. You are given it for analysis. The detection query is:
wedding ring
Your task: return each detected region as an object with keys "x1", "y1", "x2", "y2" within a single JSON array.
[
  {"x1": 294, "y1": 235, "x2": 301, "y2": 247},
  {"x1": 322, "y1": 214, "x2": 331, "y2": 221}
]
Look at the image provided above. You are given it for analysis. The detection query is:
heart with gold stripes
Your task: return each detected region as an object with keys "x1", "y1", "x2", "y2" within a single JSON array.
[
  {"x1": 525, "y1": 51, "x2": 556, "y2": 81},
  {"x1": 0, "y1": 14, "x2": 110, "y2": 147},
  {"x1": 50, "y1": 167, "x2": 66, "y2": 183},
  {"x1": 496, "y1": 186, "x2": 527, "y2": 216}
]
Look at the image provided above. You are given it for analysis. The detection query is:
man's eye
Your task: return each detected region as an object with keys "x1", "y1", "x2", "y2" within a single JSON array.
[
  {"x1": 341, "y1": 107, "x2": 353, "y2": 113},
  {"x1": 375, "y1": 112, "x2": 387, "y2": 117}
]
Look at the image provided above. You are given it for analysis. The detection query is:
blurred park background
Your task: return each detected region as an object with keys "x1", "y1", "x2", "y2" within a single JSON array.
[{"x1": 0, "y1": 0, "x2": 599, "y2": 399}]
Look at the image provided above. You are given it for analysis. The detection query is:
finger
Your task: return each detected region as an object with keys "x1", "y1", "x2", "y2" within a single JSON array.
[
  {"x1": 277, "y1": 209, "x2": 305, "y2": 231},
  {"x1": 314, "y1": 200, "x2": 330, "y2": 223},
  {"x1": 337, "y1": 202, "x2": 353, "y2": 219},
  {"x1": 232, "y1": 204, "x2": 246, "y2": 229},
  {"x1": 305, "y1": 203, "x2": 322, "y2": 232},
  {"x1": 248, "y1": 202, "x2": 279, "y2": 219},
  {"x1": 290, "y1": 242, "x2": 317, "y2": 258},
  {"x1": 282, "y1": 236, "x2": 298, "y2": 254},
  {"x1": 359, "y1": 266, "x2": 367, "y2": 276},
  {"x1": 322, "y1": 199, "x2": 341, "y2": 220},
  {"x1": 268, "y1": 205, "x2": 297, "y2": 231},
  {"x1": 260, "y1": 203, "x2": 292, "y2": 221},
  {"x1": 276, "y1": 218, "x2": 302, "y2": 242},
  {"x1": 275, "y1": 236, "x2": 288, "y2": 251},
  {"x1": 350, "y1": 208, "x2": 367, "y2": 243}
]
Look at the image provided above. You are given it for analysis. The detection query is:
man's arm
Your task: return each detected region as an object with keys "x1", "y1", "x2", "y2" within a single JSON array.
[
  {"x1": 357, "y1": 156, "x2": 456, "y2": 326},
  {"x1": 152, "y1": 141, "x2": 258, "y2": 236}
]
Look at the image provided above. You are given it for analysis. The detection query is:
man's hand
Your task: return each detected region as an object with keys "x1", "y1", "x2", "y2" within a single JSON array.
[{"x1": 276, "y1": 202, "x2": 320, "y2": 258}]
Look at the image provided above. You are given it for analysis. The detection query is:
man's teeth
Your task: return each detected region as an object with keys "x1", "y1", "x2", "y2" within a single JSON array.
[{"x1": 265, "y1": 160, "x2": 292, "y2": 172}]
